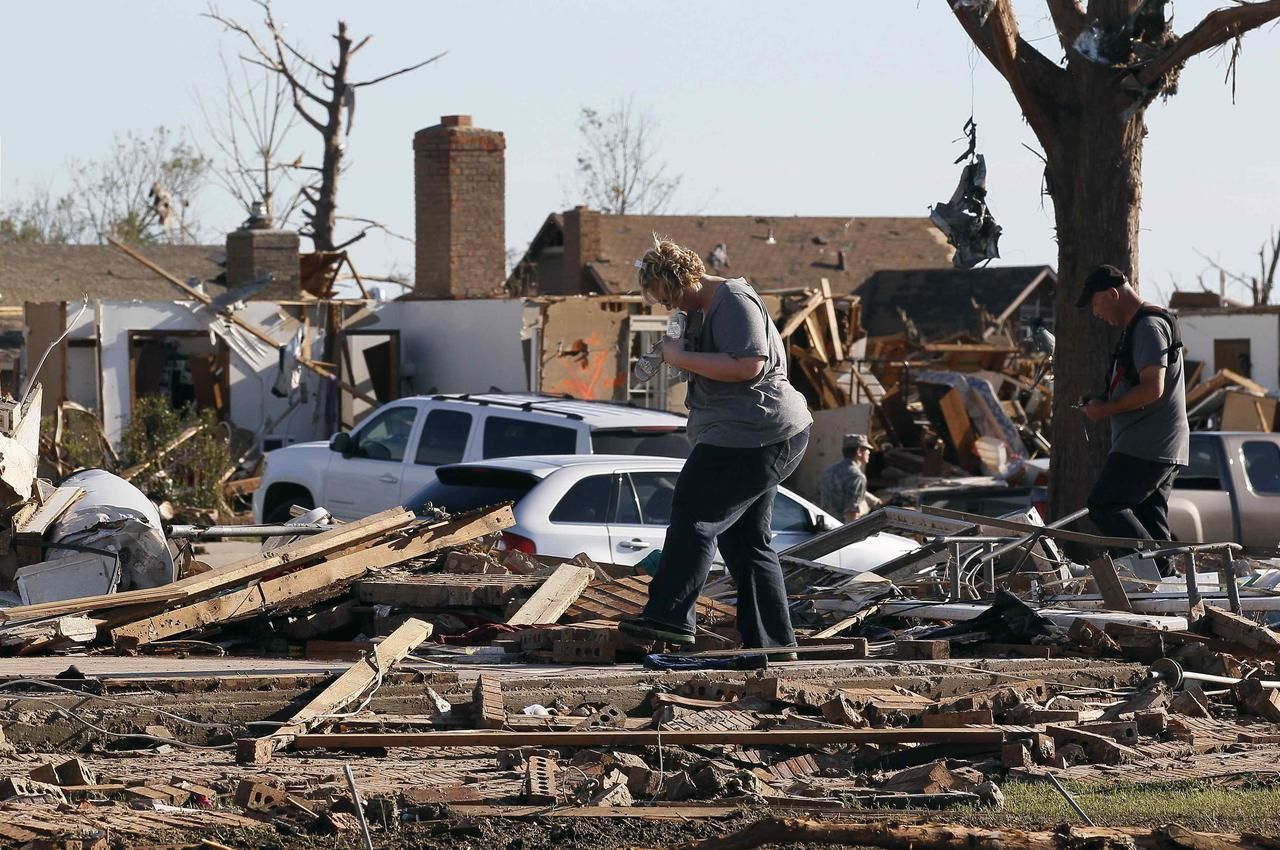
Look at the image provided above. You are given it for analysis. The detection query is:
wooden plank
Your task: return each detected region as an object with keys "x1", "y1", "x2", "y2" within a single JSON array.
[
  {"x1": 506, "y1": 564, "x2": 593, "y2": 626},
  {"x1": 937, "y1": 388, "x2": 977, "y2": 472},
  {"x1": 819, "y1": 278, "x2": 844, "y2": 362},
  {"x1": 1089, "y1": 554, "x2": 1134, "y2": 613},
  {"x1": 358, "y1": 574, "x2": 542, "y2": 608},
  {"x1": 291, "y1": 727, "x2": 1006, "y2": 750},
  {"x1": 121, "y1": 424, "x2": 206, "y2": 481},
  {"x1": 778, "y1": 291, "x2": 825, "y2": 340},
  {"x1": 111, "y1": 506, "x2": 513, "y2": 648},
  {"x1": 802, "y1": 312, "x2": 830, "y2": 364},
  {"x1": 237, "y1": 617, "x2": 433, "y2": 764},
  {"x1": 14, "y1": 486, "x2": 85, "y2": 540},
  {"x1": 0, "y1": 506, "x2": 416, "y2": 623}
]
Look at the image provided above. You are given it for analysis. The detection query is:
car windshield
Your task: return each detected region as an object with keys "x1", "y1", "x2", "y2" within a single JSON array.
[
  {"x1": 405, "y1": 467, "x2": 540, "y2": 516},
  {"x1": 591, "y1": 428, "x2": 691, "y2": 458}
]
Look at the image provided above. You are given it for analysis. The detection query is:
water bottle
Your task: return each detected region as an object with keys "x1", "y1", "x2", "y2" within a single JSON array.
[{"x1": 632, "y1": 310, "x2": 689, "y2": 385}]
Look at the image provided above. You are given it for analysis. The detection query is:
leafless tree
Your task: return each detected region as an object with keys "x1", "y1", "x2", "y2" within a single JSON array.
[
  {"x1": 205, "y1": 1, "x2": 445, "y2": 251},
  {"x1": 1, "y1": 127, "x2": 207, "y2": 245},
  {"x1": 72, "y1": 126, "x2": 209, "y2": 244},
  {"x1": 946, "y1": 0, "x2": 1280, "y2": 518},
  {"x1": 0, "y1": 184, "x2": 79, "y2": 244},
  {"x1": 1194, "y1": 228, "x2": 1280, "y2": 306},
  {"x1": 198, "y1": 51, "x2": 307, "y2": 229},
  {"x1": 575, "y1": 99, "x2": 682, "y2": 215}
]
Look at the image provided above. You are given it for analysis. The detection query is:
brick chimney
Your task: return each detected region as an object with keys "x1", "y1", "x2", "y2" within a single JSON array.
[
  {"x1": 224, "y1": 205, "x2": 299, "y2": 299},
  {"x1": 561, "y1": 205, "x2": 602, "y2": 295},
  {"x1": 413, "y1": 115, "x2": 506, "y2": 299}
]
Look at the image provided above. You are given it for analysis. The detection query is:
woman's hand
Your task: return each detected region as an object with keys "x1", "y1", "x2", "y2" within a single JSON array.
[{"x1": 661, "y1": 338, "x2": 687, "y2": 367}]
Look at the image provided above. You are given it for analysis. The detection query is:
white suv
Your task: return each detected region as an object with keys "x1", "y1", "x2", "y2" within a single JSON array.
[
  {"x1": 253, "y1": 394, "x2": 689, "y2": 523},
  {"x1": 405, "y1": 455, "x2": 919, "y2": 573}
]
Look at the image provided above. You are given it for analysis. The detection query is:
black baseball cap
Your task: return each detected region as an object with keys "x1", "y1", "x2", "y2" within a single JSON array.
[{"x1": 1077, "y1": 264, "x2": 1128, "y2": 308}]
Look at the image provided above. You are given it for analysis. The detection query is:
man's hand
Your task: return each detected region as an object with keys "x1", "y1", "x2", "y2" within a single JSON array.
[{"x1": 1082, "y1": 400, "x2": 1110, "y2": 422}]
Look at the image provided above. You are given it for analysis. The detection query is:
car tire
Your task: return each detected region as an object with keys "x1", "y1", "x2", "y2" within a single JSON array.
[{"x1": 265, "y1": 490, "x2": 314, "y2": 524}]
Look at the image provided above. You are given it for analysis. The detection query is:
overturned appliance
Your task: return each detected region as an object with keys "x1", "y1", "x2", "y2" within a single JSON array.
[{"x1": 16, "y1": 469, "x2": 176, "y2": 604}]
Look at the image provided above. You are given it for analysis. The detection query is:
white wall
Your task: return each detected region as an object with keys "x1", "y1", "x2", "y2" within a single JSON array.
[
  {"x1": 1179, "y1": 313, "x2": 1280, "y2": 391},
  {"x1": 98, "y1": 300, "x2": 331, "y2": 447},
  {"x1": 344, "y1": 299, "x2": 530, "y2": 396}
]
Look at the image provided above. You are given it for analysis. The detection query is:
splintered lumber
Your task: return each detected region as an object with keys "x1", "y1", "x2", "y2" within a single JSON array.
[
  {"x1": 819, "y1": 278, "x2": 844, "y2": 362},
  {"x1": 0, "y1": 506, "x2": 416, "y2": 624},
  {"x1": 291, "y1": 727, "x2": 1005, "y2": 750},
  {"x1": 359, "y1": 574, "x2": 542, "y2": 608},
  {"x1": 12, "y1": 486, "x2": 85, "y2": 542},
  {"x1": 506, "y1": 564, "x2": 593, "y2": 626},
  {"x1": 659, "y1": 817, "x2": 1266, "y2": 850},
  {"x1": 1088, "y1": 553, "x2": 1133, "y2": 613},
  {"x1": 1202, "y1": 606, "x2": 1280, "y2": 653},
  {"x1": 121, "y1": 424, "x2": 206, "y2": 481},
  {"x1": 237, "y1": 617, "x2": 433, "y2": 764},
  {"x1": 111, "y1": 505, "x2": 514, "y2": 648}
]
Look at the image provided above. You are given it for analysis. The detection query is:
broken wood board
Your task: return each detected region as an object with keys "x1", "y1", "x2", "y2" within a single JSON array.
[
  {"x1": 291, "y1": 727, "x2": 1005, "y2": 750},
  {"x1": 0, "y1": 505, "x2": 417, "y2": 624},
  {"x1": 12, "y1": 485, "x2": 85, "y2": 542},
  {"x1": 237, "y1": 617, "x2": 433, "y2": 764},
  {"x1": 120, "y1": 423, "x2": 207, "y2": 481},
  {"x1": 506, "y1": 564, "x2": 593, "y2": 626},
  {"x1": 1088, "y1": 553, "x2": 1133, "y2": 613},
  {"x1": 111, "y1": 505, "x2": 514, "y2": 648}
]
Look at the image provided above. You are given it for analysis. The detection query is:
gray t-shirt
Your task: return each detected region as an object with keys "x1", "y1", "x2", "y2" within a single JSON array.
[
  {"x1": 684, "y1": 279, "x2": 813, "y2": 448},
  {"x1": 1108, "y1": 314, "x2": 1189, "y2": 466}
]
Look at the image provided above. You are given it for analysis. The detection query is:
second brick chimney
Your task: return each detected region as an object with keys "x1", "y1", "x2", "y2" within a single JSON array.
[{"x1": 413, "y1": 115, "x2": 506, "y2": 299}]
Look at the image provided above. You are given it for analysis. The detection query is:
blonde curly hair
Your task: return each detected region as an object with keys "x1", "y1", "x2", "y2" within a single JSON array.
[{"x1": 636, "y1": 236, "x2": 705, "y2": 308}]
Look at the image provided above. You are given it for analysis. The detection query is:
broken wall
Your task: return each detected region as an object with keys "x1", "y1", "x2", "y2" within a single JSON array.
[
  {"x1": 1179, "y1": 311, "x2": 1280, "y2": 392},
  {"x1": 96, "y1": 301, "x2": 329, "y2": 447},
  {"x1": 537, "y1": 299, "x2": 631, "y2": 402},
  {"x1": 343, "y1": 298, "x2": 530, "y2": 397}
]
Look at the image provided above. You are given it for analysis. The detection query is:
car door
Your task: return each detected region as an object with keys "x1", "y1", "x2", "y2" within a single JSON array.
[
  {"x1": 608, "y1": 471, "x2": 682, "y2": 566},
  {"x1": 535, "y1": 473, "x2": 618, "y2": 563},
  {"x1": 1169, "y1": 435, "x2": 1236, "y2": 544},
  {"x1": 321, "y1": 403, "x2": 421, "y2": 520},
  {"x1": 400, "y1": 407, "x2": 475, "y2": 503}
]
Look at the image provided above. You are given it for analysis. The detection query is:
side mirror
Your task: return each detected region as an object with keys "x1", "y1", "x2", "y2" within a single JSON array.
[
  {"x1": 329, "y1": 432, "x2": 352, "y2": 455},
  {"x1": 813, "y1": 514, "x2": 832, "y2": 533}
]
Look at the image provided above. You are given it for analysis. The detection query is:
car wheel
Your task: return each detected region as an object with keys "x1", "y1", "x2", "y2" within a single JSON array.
[{"x1": 266, "y1": 491, "x2": 314, "y2": 524}]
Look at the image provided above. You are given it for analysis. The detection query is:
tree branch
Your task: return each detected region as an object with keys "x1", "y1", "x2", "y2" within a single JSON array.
[
  {"x1": 1136, "y1": 0, "x2": 1280, "y2": 89},
  {"x1": 352, "y1": 51, "x2": 447, "y2": 87},
  {"x1": 1043, "y1": 0, "x2": 1087, "y2": 53},
  {"x1": 947, "y1": 0, "x2": 1068, "y2": 153}
]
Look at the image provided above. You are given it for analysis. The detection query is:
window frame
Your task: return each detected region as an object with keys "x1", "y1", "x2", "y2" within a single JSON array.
[
  {"x1": 1240, "y1": 440, "x2": 1280, "y2": 497},
  {"x1": 548, "y1": 474, "x2": 618, "y2": 526},
  {"x1": 350, "y1": 404, "x2": 419, "y2": 463},
  {"x1": 414, "y1": 408, "x2": 474, "y2": 467}
]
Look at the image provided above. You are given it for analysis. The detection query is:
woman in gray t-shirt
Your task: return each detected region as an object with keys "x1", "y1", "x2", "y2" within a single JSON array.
[{"x1": 620, "y1": 238, "x2": 812, "y2": 653}]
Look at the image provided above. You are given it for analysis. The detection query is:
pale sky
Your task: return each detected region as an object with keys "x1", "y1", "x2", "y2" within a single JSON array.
[{"x1": 3, "y1": 1, "x2": 1278, "y2": 302}]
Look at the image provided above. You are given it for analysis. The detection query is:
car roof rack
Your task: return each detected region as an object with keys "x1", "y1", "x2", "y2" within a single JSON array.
[{"x1": 428, "y1": 393, "x2": 586, "y2": 421}]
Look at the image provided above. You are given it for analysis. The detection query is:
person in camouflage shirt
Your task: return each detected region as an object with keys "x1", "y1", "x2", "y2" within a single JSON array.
[{"x1": 818, "y1": 434, "x2": 876, "y2": 522}]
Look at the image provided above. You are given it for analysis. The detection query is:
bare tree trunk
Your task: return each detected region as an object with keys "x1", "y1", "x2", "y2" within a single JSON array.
[
  {"x1": 1046, "y1": 63, "x2": 1146, "y2": 520},
  {"x1": 308, "y1": 23, "x2": 351, "y2": 251}
]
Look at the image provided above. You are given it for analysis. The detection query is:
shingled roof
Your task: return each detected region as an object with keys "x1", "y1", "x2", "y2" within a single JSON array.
[
  {"x1": 0, "y1": 244, "x2": 228, "y2": 307},
  {"x1": 508, "y1": 209, "x2": 954, "y2": 297},
  {"x1": 857, "y1": 265, "x2": 1056, "y2": 339}
]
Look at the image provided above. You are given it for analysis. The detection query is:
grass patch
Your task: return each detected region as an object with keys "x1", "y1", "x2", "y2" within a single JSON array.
[{"x1": 955, "y1": 779, "x2": 1280, "y2": 833}]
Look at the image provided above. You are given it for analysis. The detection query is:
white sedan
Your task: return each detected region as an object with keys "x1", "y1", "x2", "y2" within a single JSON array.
[{"x1": 405, "y1": 455, "x2": 918, "y2": 573}]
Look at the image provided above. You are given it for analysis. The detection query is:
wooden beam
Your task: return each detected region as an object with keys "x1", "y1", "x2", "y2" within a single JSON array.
[
  {"x1": 506, "y1": 564, "x2": 593, "y2": 626},
  {"x1": 13, "y1": 486, "x2": 84, "y2": 541},
  {"x1": 120, "y1": 423, "x2": 206, "y2": 481},
  {"x1": 778, "y1": 291, "x2": 825, "y2": 340},
  {"x1": 291, "y1": 727, "x2": 1006, "y2": 750},
  {"x1": 237, "y1": 617, "x2": 433, "y2": 764},
  {"x1": 0, "y1": 506, "x2": 417, "y2": 623},
  {"x1": 802, "y1": 312, "x2": 830, "y2": 364},
  {"x1": 819, "y1": 278, "x2": 844, "y2": 362},
  {"x1": 111, "y1": 505, "x2": 514, "y2": 648}
]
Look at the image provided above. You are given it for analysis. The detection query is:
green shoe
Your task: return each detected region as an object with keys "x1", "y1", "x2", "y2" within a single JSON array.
[{"x1": 618, "y1": 617, "x2": 696, "y2": 645}]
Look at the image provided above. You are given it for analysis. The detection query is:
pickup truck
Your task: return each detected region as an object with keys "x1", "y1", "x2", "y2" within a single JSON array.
[{"x1": 1170, "y1": 431, "x2": 1280, "y2": 547}]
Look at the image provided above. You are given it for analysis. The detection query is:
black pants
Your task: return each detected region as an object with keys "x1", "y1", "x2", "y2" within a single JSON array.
[
  {"x1": 1087, "y1": 452, "x2": 1180, "y2": 574},
  {"x1": 642, "y1": 427, "x2": 810, "y2": 649}
]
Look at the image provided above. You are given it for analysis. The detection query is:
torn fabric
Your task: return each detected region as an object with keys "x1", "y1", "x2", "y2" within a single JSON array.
[
  {"x1": 930, "y1": 153, "x2": 1002, "y2": 270},
  {"x1": 272, "y1": 326, "x2": 306, "y2": 401}
]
